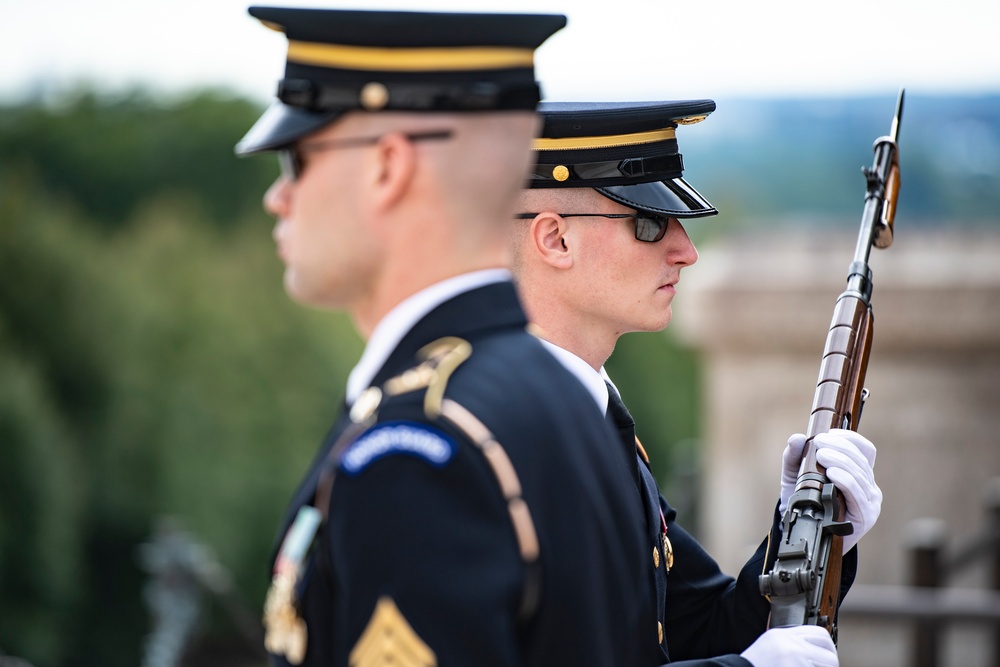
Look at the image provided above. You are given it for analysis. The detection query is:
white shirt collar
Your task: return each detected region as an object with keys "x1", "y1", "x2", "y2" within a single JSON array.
[
  {"x1": 537, "y1": 339, "x2": 612, "y2": 415},
  {"x1": 345, "y1": 269, "x2": 512, "y2": 404}
]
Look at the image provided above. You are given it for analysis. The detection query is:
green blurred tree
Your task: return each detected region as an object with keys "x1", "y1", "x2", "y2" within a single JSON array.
[
  {"x1": 0, "y1": 88, "x2": 276, "y2": 230},
  {"x1": 0, "y1": 161, "x2": 361, "y2": 666}
]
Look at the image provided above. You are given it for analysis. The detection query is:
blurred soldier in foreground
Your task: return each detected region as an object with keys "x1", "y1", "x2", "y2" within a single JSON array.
[
  {"x1": 236, "y1": 8, "x2": 661, "y2": 667},
  {"x1": 510, "y1": 101, "x2": 884, "y2": 666}
]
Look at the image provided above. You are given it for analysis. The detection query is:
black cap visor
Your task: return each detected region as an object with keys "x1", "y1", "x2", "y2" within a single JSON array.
[
  {"x1": 596, "y1": 178, "x2": 717, "y2": 219},
  {"x1": 235, "y1": 102, "x2": 345, "y2": 155}
]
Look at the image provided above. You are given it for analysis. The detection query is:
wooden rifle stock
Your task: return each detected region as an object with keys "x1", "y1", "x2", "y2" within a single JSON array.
[{"x1": 759, "y1": 89, "x2": 904, "y2": 642}]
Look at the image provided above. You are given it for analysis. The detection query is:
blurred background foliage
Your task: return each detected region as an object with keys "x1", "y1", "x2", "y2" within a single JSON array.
[
  {"x1": 0, "y1": 88, "x2": 997, "y2": 666},
  {"x1": 0, "y1": 89, "x2": 365, "y2": 666}
]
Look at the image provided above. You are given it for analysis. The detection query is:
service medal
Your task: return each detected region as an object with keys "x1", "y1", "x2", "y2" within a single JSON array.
[{"x1": 263, "y1": 505, "x2": 322, "y2": 665}]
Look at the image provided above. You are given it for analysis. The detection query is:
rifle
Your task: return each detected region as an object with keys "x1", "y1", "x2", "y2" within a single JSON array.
[{"x1": 758, "y1": 89, "x2": 904, "y2": 642}]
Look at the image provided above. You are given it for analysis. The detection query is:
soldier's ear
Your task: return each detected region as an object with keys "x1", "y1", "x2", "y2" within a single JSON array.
[
  {"x1": 368, "y1": 131, "x2": 418, "y2": 213},
  {"x1": 530, "y1": 212, "x2": 573, "y2": 270}
]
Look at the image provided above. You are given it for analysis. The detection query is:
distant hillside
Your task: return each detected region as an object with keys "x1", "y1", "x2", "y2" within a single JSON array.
[{"x1": 676, "y1": 93, "x2": 1000, "y2": 229}]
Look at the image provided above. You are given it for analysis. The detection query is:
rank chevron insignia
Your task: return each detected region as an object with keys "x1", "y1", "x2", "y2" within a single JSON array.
[{"x1": 349, "y1": 596, "x2": 437, "y2": 667}]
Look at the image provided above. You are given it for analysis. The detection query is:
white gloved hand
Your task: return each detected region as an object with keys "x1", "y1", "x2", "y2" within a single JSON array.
[
  {"x1": 778, "y1": 429, "x2": 882, "y2": 554},
  {"x1": 740, "y1": 626, "x2": 839, "y2": 667}
]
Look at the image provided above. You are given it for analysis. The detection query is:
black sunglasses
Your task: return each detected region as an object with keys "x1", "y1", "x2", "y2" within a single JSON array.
[
  {"x1": 513, "y1": 212, "x2": 672, "y2": 243},
  {"x1": 278, "y1": 129, "x2": 454, "y2": 181}
]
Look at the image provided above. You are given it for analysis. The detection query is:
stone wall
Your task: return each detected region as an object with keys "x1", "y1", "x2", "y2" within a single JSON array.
[{"x1": 671, "y1": 228, "x2": 1000, "y2": 666}]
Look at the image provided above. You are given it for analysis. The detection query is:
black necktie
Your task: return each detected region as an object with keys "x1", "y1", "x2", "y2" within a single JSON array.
[{"x1": 605, "y1": 381, "x2": 641, "y2": 490}]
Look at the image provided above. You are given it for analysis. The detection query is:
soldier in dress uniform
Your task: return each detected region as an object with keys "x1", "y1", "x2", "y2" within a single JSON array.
[
  {"x1": 236, "y1": 8, "x2": 661, "y2": 667},
  {"x1": 509, "y1": 101, "x2": 884, "y2": 666}
]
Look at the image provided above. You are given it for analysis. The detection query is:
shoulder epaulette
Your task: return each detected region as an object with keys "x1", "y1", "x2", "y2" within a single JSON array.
[{"x1": 350, "y1": 336, "x2": 472, "y2": 424}]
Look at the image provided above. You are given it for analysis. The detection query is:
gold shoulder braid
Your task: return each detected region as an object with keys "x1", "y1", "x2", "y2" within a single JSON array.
[
  {"x1": 418, "y1": 337, "x2": 472, "y2": 418},
  {"x1": 436, "y1": 397, "x2": 543, "y2": 619},
  {"x1": 264, "y1": 337, "x2": 541, "y2": 664}
]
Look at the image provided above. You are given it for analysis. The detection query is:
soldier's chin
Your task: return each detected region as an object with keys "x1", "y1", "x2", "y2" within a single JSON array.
[
  {"x1": 284, "y1": 274, "x2": 349, "y2": 313},
  {"x1": 645, "y1": 308, "x2": 673, "y2": 333},
  {"x1": 283, "y1": 272, "x2": 314, "y2": 306}
]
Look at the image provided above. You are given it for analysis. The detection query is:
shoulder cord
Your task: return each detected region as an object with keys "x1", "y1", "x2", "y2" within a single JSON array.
[
  {"x1": 314, "y1": 337, "x2": 543, "y2": 622},
  {"x1": 436, "y1": 397, "x2": 542, "y2": 621}
]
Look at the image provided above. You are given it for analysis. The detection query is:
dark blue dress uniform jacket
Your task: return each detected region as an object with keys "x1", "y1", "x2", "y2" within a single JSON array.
[
  {"x1": 605, "y1": 381, "x2": 859, "y2": 666},
  {"x1": 267, "y1": 281, "x2": 660, "y2": 667}
]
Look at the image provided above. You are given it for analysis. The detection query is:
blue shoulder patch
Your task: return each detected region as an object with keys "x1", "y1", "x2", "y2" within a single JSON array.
[{"x1": 339, "y1": 421, "x2": 457, "y2": 476}]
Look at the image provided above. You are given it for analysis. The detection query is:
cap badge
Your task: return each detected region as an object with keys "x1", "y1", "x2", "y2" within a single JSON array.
[{"x1": 360, "y1": 82, "x2": 390, "y2": 110}]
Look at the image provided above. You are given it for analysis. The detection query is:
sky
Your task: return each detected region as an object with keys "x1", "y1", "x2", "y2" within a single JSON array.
[{"x1": 3, "y1": 0, "x2": 1000, "y2": 105}]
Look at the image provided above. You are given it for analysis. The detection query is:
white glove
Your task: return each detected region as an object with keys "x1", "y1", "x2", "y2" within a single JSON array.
[
  {"x1": 779, "y1": 429, "x2": 882, "y2": 554},
  {"x1": 740, "y1": 626, "x2": 839, "y2": 667}
]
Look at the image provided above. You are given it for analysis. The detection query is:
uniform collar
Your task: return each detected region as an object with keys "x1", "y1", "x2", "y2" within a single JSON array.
[
  {"x1": 346, "y1": 269, "x2": 512, "y2": 403},
  {"x1": 537, "y1": 339, "x2": 614, "y2": 415}
]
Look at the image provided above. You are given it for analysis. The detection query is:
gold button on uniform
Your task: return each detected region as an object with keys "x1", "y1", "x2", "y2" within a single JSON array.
[
  {"x1": 653, "y1": 545, "x2": 660, "y2": 569},
  {"x1": 658, "y1": 621, "x2": 664, "y2": 644}
]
